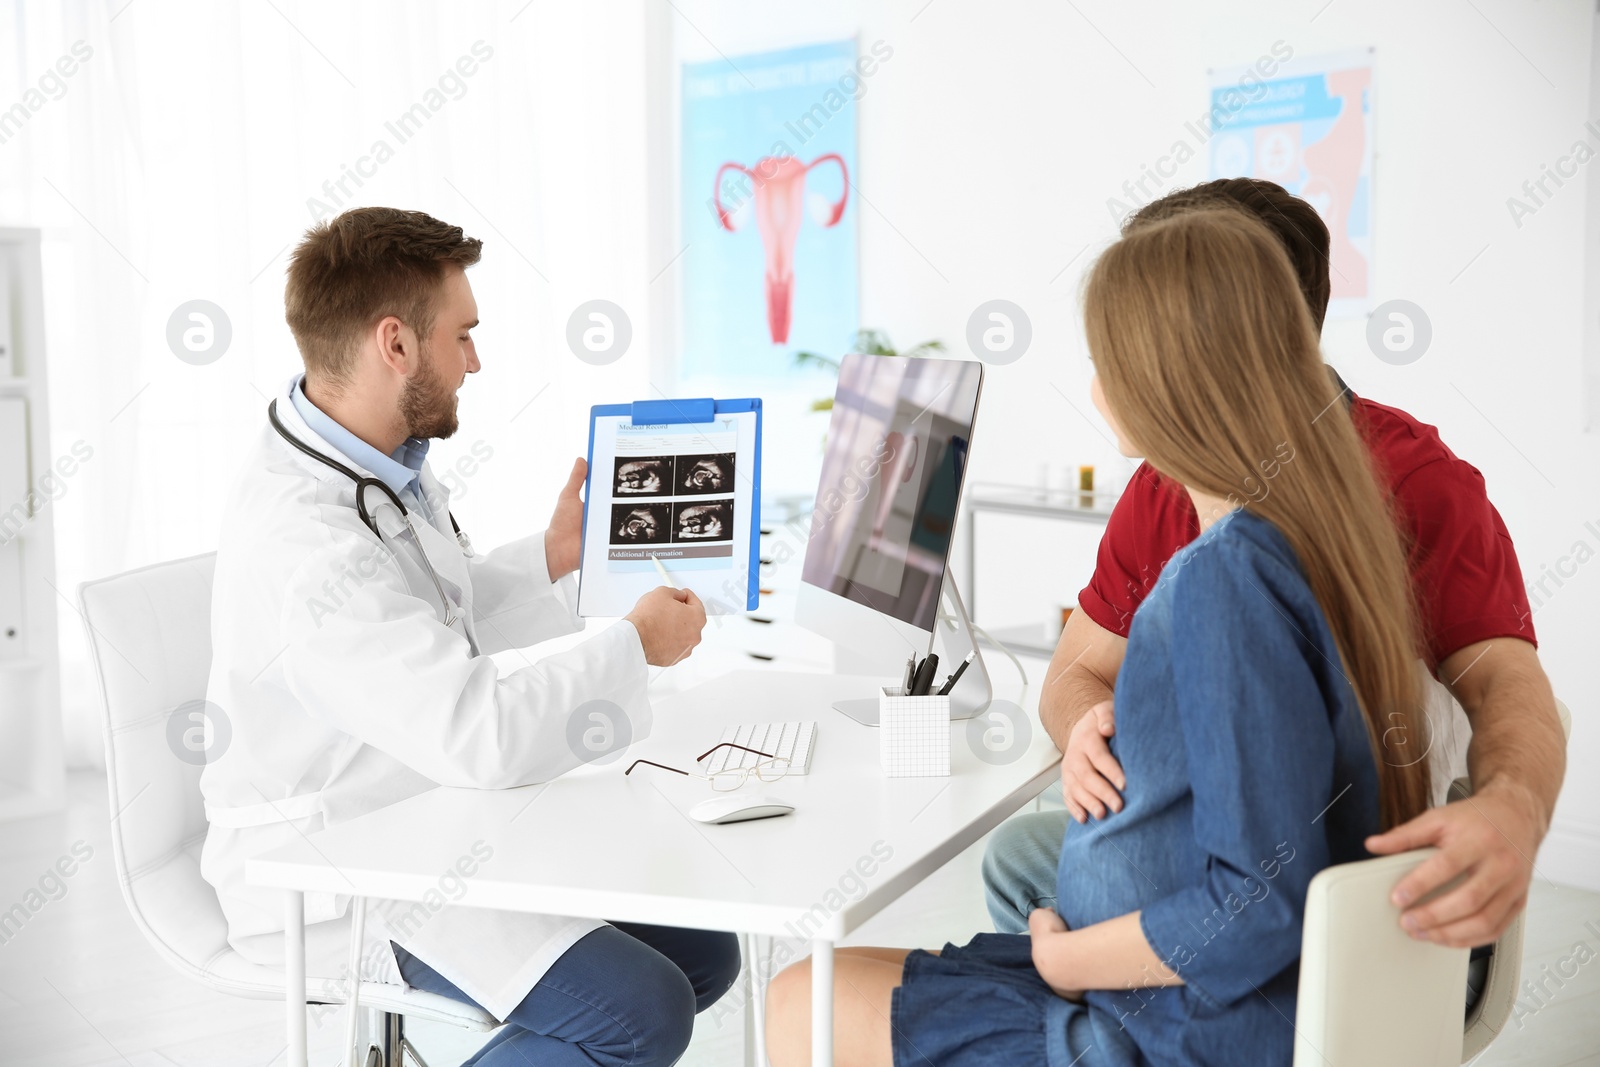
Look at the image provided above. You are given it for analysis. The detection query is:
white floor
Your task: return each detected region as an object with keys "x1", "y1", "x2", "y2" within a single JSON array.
[{"x1": 1, "y1": 771, "x2": 1596, "y2": 1066}]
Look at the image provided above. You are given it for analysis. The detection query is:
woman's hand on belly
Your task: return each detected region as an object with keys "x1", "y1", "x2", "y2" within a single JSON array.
[
  {"x1": 1030, "y1": 908, "x2": 1186, "y2": 999},
  {"x1": 1028, "y1": 907, "x2": 1086, "y2": 1002}
]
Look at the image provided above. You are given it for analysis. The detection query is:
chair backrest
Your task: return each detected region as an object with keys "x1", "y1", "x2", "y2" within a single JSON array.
[
  {"x1": 1294, "y1": 847, "x2": 1469, "y2": 1067},
  {"x1": 1456, "y1": 696, "x2": 1571, "y2": 1059},
  {"x1": 1296, "y1": 698, "x2": 1571, "y2": 1066},
  {"x1": 77, "y1": 553, "x2": 502, "y2": 1029},
  {"x1": 79, "y1": 553, "x2": 232, "y2": 982}
]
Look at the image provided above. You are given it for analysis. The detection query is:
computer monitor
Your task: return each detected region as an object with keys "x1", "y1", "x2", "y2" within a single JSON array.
[{"x1": 795, "y1": 352, "x2": 989, "y2": 723}]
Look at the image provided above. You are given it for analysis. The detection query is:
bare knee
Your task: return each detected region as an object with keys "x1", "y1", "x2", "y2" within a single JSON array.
[{"x1": 765, "y1": 958, "x2": 812, "y2": 1067}]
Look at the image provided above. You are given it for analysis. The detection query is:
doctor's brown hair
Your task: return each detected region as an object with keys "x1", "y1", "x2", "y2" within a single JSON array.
[
  {"x1": 1123, "y1": 178, "x2": 1333, "y2": 331},
  {"x1": 1083, "y1": 208, "x2": 1430, "y2": 831},
  {"x1": 285, "y1": 207, "x2": 483, "y2": 386}
]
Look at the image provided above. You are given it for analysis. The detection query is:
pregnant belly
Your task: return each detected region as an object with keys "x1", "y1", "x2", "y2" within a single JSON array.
[{"x1": 1055, "y1": 802, "x2": 1194, "y2": 932}]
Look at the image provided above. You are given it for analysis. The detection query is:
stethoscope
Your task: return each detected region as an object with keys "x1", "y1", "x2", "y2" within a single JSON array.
[{"x1": 267, "y1": 399, "x2": 471, "y2": 628}]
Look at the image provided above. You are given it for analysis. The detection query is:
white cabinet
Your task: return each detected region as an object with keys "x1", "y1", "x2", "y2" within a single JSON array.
[
  {"x1": 0, "y1": 228, "x2": 64, "y2": 820},
  {"x1": 0, "y1": 258, "x2": 13, "y2": 378},
  {"x1": 0, "y1": 396, "x2": 27, "y2": 663}
]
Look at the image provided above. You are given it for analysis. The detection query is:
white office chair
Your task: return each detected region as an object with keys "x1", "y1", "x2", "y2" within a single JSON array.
[
  {"x1": 1294, "y1": 698, "x2": 1573, "y2": 1066},
  {"x1": 80, "y1": 552, "x2": 497, "y2": 1067}
]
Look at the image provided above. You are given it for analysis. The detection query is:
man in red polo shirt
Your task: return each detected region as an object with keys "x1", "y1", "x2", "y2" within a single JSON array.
[{"x1": 982, "y1": 178, "x2": 1567, "y2": 951}]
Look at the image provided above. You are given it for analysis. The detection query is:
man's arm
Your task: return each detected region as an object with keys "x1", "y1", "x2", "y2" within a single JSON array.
[
  {"x1": 1366, "y1": 637, "x2": 1566, "y2": 947},
  {"x1": 1042, "y1": 609, "x2": 1129, "y2": 822},
  {"x1": 1040, "y1": 608, "x2": 1125, "y2": 745},
  {"x1": 1449, "y1": 638, "x2": 1566, "y2": 817}
]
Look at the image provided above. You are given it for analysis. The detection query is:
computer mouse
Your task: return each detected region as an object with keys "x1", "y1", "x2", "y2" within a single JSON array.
[{"x1": 689, "y1": 794, "x2": 795, "y2": 825}]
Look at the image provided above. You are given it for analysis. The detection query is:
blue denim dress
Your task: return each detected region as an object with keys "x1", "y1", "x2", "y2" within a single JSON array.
[{"x1": 890, "y1": 509, "x2": 1381, "y2": 1067}]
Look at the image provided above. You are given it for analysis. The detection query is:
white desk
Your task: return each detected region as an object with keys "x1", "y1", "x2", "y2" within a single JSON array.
[{"x1": 249, "y1": 669, "x2": 1059, "y2": 1067}]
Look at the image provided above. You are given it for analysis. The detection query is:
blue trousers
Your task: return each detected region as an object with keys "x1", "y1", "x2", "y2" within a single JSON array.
[
  {"x1": 392, "y1": 922, "x2": 741, "y2": 1067},
  {"x1": 981, "y1": 798, "x2": 1070, "y2": 934}
]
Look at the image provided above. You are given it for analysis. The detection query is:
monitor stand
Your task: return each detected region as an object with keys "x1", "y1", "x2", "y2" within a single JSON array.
[{"x1": 831, "y1": 577, "x2": 993, "y2": 726}]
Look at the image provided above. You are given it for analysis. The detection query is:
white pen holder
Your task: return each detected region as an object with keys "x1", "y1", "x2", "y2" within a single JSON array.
[{"x1": 878, "y1": 687, "x2": 951, "y2": 778}]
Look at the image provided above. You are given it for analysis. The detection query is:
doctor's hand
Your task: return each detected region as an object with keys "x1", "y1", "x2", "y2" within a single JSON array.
[
  {"x1": 1062, "y1": 699, "x2": 1124, "y2": 823},
  {"x1": 544, "y1": 458, "x2": 588, "y2": 581},
  {"x1": 626, "y1": 586, "x2": 707, "y2": 666}
]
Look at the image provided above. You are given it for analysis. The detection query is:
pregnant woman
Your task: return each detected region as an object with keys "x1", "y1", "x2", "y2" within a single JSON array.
[{"x1": 764, "y1": 206, "x2": 1433, "y2": 1067}]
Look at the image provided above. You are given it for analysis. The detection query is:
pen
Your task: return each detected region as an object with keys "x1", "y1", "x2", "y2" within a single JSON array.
[
  {"x1": 936, "y1": 650, "x2": 977, "y2": 696},
  {"x1": 902, "y1": 654, "x2": 917, "y2": 695},
  {"x1": 651, "y1": 554, "x2": 679, "y2": 589},
  {"x1": 910, "y1": 652, "x2": 940, "y2": 696}
]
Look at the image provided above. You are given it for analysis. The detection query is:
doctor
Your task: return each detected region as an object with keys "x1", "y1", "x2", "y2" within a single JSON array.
[{"x1": 200, "y1": 206, "x2": 739, "y2": 1067}]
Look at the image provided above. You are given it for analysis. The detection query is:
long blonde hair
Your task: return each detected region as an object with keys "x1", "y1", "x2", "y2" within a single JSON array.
[{"x1": 1083, "y1": 207, "x2": 1430, "y2": 829}]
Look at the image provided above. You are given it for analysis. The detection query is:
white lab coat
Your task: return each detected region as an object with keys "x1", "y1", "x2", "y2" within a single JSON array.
[{"x1": 199, "y1": 376, "x2": 652, "y2": 1022}]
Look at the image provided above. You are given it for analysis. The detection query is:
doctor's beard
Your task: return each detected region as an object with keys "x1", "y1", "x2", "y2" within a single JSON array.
[{"x1": 401, "y1": 343, "x2": 460, "y2": 440}]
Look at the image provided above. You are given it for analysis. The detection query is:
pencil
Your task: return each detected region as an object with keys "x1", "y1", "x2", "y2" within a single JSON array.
[{"x1": 651, "y1": 554, "x2": 680, "y2": 589}]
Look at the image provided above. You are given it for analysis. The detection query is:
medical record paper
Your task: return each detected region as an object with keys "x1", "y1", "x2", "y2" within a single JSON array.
[{"x1": 577, "y1": 409, "x2": 760, "y2": 617}]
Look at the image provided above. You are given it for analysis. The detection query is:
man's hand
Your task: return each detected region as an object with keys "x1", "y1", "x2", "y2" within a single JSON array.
[
  {"x1": 544, "y1": 458, "x2": 587, "y2": 581},
  {"x1": 1062, "y1": 699, "x2": 1124, "y2": 823},
  {"x1": 625, "y1": 586, "x2": 707, "y2": 666},
  {"x1": 1383, "y1": 635, "x2": 1566, "y2": 948},
  {"x1": 1366, "y1": 780, "x2": 1543, "y2": 948},
  {"x1": 1028, "y1": 907, "x2": 1084, "y2": 1002}
]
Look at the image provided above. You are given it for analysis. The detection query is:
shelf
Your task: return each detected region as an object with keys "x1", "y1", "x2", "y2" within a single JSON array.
[
  {"x1": 965, "y1": 482, "x2": 1118, "y2": 523},
  {"x1": 0, "y1": 658, "x2": 42, "y2": 673},
  {"x1": 0, "y1": 378, "x2": 31, "y2": 394}
]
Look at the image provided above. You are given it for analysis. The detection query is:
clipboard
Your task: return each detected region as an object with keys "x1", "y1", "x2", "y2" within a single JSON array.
[{"x1": 577, "y1": 397, "x2": 762, "y2": 617}]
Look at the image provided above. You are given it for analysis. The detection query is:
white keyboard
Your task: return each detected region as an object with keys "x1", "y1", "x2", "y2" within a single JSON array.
[{"x1": 705, "y1": 721, "x2": 816, "y2": 776}]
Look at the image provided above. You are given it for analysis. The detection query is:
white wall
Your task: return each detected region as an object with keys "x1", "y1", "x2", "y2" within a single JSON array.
[
  {"x1": 664, "y1": 0, "x2": 1600, "y2": 888},
  {"x1": 6, "y1": 0, "x2": 1593, "y2": 886},
  {"x1": 1, "y1": 0, "x2": 669, "y2": 768}
]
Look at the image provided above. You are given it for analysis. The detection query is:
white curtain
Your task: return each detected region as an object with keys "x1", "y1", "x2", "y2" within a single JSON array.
[{"x1": 0, "y1": 0, "x2": 666, "y2": 767}]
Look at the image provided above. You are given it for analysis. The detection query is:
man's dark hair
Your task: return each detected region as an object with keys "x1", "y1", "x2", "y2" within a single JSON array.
[
  {"x1": 285, "y1": 207, "x2": 483, "y2": 384},
  {"x1": 1123, "y1": 178, "x2": 1332, "y2": 331}
]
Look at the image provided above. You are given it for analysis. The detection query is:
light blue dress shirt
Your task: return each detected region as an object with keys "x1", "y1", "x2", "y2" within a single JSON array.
[{"x1": 290, "y1": 375, "x2": 436, "y2": 523}]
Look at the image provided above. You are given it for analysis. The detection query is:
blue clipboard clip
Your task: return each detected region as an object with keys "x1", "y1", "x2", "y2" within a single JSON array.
[
  {"x1": 581, "y1": 396, "x2": 764, "y2": 613},
  {"x1": 626, "y1": 397, "x2": 717, "y2": 425}
]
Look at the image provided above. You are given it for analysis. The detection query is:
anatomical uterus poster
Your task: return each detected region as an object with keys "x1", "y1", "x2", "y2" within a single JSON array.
[{"x1": 681, "y1": 38, "x2": 863, "y2": 378}]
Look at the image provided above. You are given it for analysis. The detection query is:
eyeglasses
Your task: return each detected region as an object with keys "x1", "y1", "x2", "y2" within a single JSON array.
[{"x1": 625, "y1": 743, "x2": 791, "y2": 791}]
